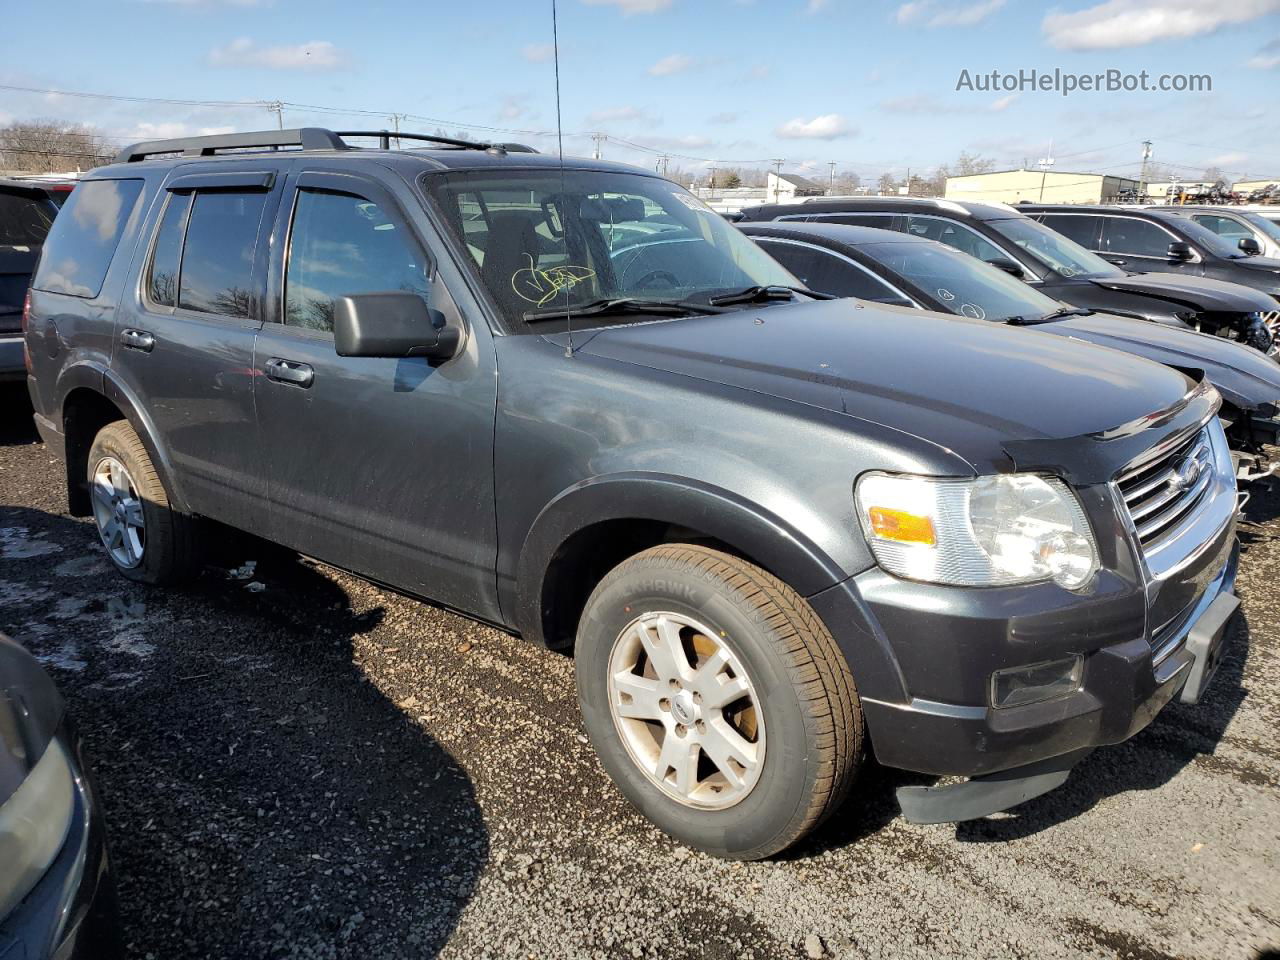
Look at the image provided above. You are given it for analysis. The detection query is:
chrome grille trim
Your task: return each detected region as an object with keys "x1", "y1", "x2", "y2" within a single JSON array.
[{"x1": 1116, "y1": 426, "x2": 1215, "y2": 556}]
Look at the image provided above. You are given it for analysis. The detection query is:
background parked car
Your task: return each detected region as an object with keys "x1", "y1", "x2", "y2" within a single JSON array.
[
  {"x1": 0, "y1": 633, "x2": 120, "y2": 959},
  {"x1": 1151, "y1": 205, "x2": 1280, "y2": 260},
  {"x1": 1, "y1": 179, "x2": 60, "y2": 383},
  {"x1": 740, "y1": 220, "x2": 1280, "y2": 481},
  {"x1": 1019, "y1": 204, "x2": 1280, "y2": 317},
  {"x1": 738, "y1": 197, "x2": 1280, "y2": 356}
]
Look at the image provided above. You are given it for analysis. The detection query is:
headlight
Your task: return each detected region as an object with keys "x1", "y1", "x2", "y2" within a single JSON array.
[
  {"x1": 855, "y1": 472, "x2": 1098, "y2": 589},
  {"x1": 0, "y1": 739, "x2": 75, "y2": 919}
]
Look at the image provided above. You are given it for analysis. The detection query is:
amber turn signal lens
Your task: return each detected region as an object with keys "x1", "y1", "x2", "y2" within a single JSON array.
[{"x1": 867, "y1": 507, "x2": 936, "y2": 546}]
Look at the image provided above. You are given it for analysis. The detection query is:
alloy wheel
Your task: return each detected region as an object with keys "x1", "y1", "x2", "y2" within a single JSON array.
[{"x1": 91, "y1": 456, "x2": 146, "y2": 568}]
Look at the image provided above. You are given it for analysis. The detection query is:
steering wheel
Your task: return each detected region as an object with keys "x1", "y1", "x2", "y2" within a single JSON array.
[{"x1": 630, "y1": 269, "x2": 681, "y2": 291}]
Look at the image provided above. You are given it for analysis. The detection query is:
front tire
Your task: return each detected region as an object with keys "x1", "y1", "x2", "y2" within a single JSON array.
[
  {"x1": 87, "y1": 420, "x2": 202, "y2": 585},
  {"x1": 576, "y1": 544, "x2": 863, "y2": 860}
]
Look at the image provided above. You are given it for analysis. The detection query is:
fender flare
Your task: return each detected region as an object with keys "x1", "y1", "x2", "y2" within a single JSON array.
[
  {"x1": 58, "y1": 363, "x2": 192, "y2": 515},
  {"x1": 513, "y1": 472, "x2": 853, "y2": 645}
]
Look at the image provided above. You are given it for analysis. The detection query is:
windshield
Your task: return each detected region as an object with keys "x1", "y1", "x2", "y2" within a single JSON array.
[
  {"x1": 0, "y1": 189, "x2": 55, "y2": 246},
  {"x1": 422, "y1": 168, "x2": 798, "y2": 330},
  {"x1": 1241, "y1": 212, "x2": 1280, "y2": 244},
  {"x1": 987, "y1": 217, "x2": 1124, "y2": 279},
  {"x1": 859, "y1": 240, "x2": 1062, "y2": 322}
]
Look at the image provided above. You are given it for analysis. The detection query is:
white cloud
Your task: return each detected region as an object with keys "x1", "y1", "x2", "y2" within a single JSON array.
[
  {"x1": 585, "y1": 105, "x2": 660, "y2": 127},
  {"x1": 1043, "y1": 0, "x2": 1280, "y2": 50},
  {"x1": 807, "y1": 0, "x2": 831, "y2": 12},
  {"x1": 881, "y1": 93, "x2": 1017, "y2": 113},
  {"x1": 748, "y1": 64, "x2": 771, "y2": 79},
  {"x1": 990, "y1": 93, "x2": 1018, "y2": 111},
  {"x1": 775, "y1": 113, "x2": 854, "y2": 139},
  {"x1": 207, "y1": 37, "x2": 345, "y2": 70},
  {"x1": 128, "y1": 122, "x2": 236, "y2": 139},
  {"x1": 647, "y1": 53, "x2": 695, "y2": 76},
  {"x1": 896, "y1": 0, "x2": 1005, "y2": 26},
  {"x1": 497, "y1": 95, "x2": 532, "y2": 122},
  {"x1": 522, "y1": 43, "x2": 555, "y2": 63},
  {"x1": 628, "y1": 134, "x2": 714, "y2": 150},
  {"x1": 141, "y1": 0, "x2": 271, "y2": 5},
  {"x1": 1210, "y1": 152, "x2": 1250, "y2": 166},
  {"x1": 580, "y1": 0, "x2": 673, "y2": 14},
  {"x1": 707, "y1": 112, "x2": 739, "y2": 124}
]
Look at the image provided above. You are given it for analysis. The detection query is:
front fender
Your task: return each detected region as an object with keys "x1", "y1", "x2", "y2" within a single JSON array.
[{"x1": 513, "y1": 471, "x2": 857, "y2": 645}]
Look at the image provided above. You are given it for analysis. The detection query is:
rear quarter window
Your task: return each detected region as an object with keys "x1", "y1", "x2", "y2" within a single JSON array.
[{"x1": 33, "y1": 179, "x2": 143, "y2": 298}]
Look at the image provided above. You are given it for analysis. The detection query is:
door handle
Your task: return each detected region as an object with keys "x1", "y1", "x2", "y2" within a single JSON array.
[
  {"x1": 264, "y1": 357, "x2": 314, "y2": 388},
  {"x1": 120, "y1": 328, "x2": 154, "y2": 352}
]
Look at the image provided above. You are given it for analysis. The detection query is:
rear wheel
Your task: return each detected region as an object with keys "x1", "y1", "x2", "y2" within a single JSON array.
[
  {"x1": 576, "y1": 544, "x2": 863, "y2": 859},
  {"x1": 87, "y1": 421, "x2": 201, "y2": 584}
]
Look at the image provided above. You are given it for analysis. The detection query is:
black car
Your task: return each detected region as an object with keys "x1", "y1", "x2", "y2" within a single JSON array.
[
  {"x1": 0, "y1": 634, "x2": 119, "y2": 959},
  {"x1": 1, "y1": 180, "x2": 60, "y2": 383},
  {"x1": 1019, "y1": 204, "x2": 1280, "y2": 314},
  {"x1": 25, "y1": 128, "x2": 1240, "y2": 858},
  {"x1": 740, "y1": 221, "x2": 1280, "y2": 481},
  {"x1": 738, "y1": 197, "x2": 1280, "y2": 354}
]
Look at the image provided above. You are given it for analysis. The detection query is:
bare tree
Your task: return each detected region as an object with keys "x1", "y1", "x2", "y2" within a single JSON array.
[
  {"x1": 953, "y1": 151, "x2": 996, "y2": 177},
  {"x1": 0, "y1": 120, "x2": 114, "y2": 173},
  {"x1": 877, "y1": 172, "x2": 897, "y2": 196}
]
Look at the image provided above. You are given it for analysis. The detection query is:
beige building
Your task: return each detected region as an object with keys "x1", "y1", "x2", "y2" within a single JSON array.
[
  {"x1": 945, "y1": 168, "x2": 1140, "y2": 205},
  {"x1": 1234, "y1": 178, "x2": 1279, "y2": 194}
]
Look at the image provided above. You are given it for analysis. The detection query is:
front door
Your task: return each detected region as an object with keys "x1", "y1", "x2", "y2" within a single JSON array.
[
  {"x1": 253, "y1": 168, "x2": 500, "y2": 619},
  {"x1": 1098, "y1": 215, "x2": 1200, "y2": 278},
  {"x1": 110, "y1": 163, "x2": 286, "y2": 530}
]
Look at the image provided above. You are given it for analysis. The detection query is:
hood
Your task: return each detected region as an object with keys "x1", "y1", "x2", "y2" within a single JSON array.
[
  {"x1": 1225, "y1": 255, "x2": 1280, "y2": 278},
  {"x1": 1092, "y1": 272, "x2": 1278, "y2": 312},
  {"x1": 1044, "y1": 313, "x2": 1280, "y2": 413},
  {"x1": 562, "y1": 299, "x2": 1193, "y2": 472},
  {"x1": 0, "y1": 634, "x2": 64, "y2": 807}
]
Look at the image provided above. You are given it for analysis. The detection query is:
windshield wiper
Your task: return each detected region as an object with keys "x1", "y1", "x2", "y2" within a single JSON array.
[
  {"x1": 523, "y1": 297, "x2": 727, "y2": 322},
  {"x1": 708, "y1": 284, "x2": 833, "y2": 306},
  {"x1": 997, "y1": 307, "x2": 1093, "y2": 326}
]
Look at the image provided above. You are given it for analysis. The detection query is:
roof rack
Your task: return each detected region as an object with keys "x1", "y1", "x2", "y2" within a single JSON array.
[{"x1": 116, "y1": 126, "x2": 539, "y2": 164}]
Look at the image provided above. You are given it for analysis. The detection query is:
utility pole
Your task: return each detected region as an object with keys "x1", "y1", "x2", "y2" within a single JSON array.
[
  {"x1": 389, "y1": 113, "x2": 406, "y2": 149},
  {"x1": 655, "y1": 155, "x2": 669, "y2": 178},
  {"x1": 266, "y1": 101, "x2": 284, "y2": 129},
  {"x1": 1037, "y1": 142, "x2": 1055, "y2": 202},
  {"x1": 770, "y1": 158, "x2": 785, "y2": 202},
  {"x1": 591, "y1": 132, "x2": 605, "y2": 159},
  {"x1": 827, "y1": 161, "x2": 836, "y2": 194},
  {"x1": 1138, "y1": 140, "x2": 1153, "y2": 200}
]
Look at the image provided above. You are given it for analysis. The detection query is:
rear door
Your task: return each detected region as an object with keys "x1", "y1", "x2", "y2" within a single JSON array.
[
  {"x1": 110, "y1": 162, "x2": 286, "y2": 530},
  {"x1": 253, "y1": 165, "x2": 500, "y2": 617}
]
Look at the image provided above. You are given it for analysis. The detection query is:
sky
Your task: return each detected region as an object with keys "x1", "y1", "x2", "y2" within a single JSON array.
[{"x1": 2, "y1": 0, "x2": 1279, "y2": 185}]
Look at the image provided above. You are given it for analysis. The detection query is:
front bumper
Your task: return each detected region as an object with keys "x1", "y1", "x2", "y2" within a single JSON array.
[
  {"x1": 809, "y1": 525, "x2": 1238, "y2": 784},
  {"x1": 0, "y1": 722, "x2": 121, "y2": 960}
]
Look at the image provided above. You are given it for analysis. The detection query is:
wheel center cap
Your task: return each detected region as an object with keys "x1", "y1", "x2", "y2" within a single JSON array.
[{"x1": 671, "y1": 690, "x2": 697, "y2": 726}]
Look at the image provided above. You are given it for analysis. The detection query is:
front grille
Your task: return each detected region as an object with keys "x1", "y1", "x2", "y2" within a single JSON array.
[{"x1": 1116, "y1": 426, "x2": 1215, "y2": 554}]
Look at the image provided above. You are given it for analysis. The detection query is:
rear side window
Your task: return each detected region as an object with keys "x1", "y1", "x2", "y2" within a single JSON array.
[
  {"x1": 177, "y1": 191, "x2": 268, "y2": 317},
  {"x1": 1100, "y1": 217, "x2": 1174, "y2": 259},
  {"x1": 33, "y1": 179, "x2": 143, "y2": 298},
  {"x1": 284, "y1": 188, "x2": 429, "y2": 334},
  {"x1": 1039, "y1": 214, "x2": 1100, "y2": 249},
  {"x1": 809, "y1": 213, "x2": 899, "y2": 230},
  {"x1": 0, "y1": 189, "x2": 55, "y2": 245},
  {"x1": 147, "y1": 192, "x2": 190, "y2": 307}
]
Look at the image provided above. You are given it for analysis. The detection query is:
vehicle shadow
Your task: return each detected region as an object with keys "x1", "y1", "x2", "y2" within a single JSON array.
[
  {"x1": 0, "y1": 505, "x2": 487, "y2": 960},
  {"x1": 1, "y1": 383, "x2": 39, "y2": 446}
]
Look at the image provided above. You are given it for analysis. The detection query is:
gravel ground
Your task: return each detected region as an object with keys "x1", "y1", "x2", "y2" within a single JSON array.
[{"x1": 2, "y1": 385, "x2": 1278, "y2": 960}]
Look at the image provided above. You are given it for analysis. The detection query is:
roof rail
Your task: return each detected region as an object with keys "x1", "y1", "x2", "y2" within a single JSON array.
[
  {"x1": 116, "y1": 128, "x2": 347, "y2": 163},
  {"x1": 116, "y1": 127, "x2": 542, "y2": 164}
]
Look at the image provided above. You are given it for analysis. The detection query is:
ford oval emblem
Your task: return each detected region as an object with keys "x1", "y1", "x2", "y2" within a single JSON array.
[{"x1": 1170, "y1": 456, "x2": 1202, "y2": 493}]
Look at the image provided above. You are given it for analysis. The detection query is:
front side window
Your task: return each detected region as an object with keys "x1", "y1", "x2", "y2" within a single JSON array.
[
  {"x1": 33, "y1": 178, "x2": 143, "y2": 298},
  {"x1": 899, "y1": 215, "x2": 1012, "y2": 269},
  {"x1": 755, "y1": 240, "x2": 907, "y2": 302},
  {"x1": 1099, "y1": 217, "x2": 1176, "y2": 259},
  {"x1": 989, "y1": 216, "x2": 1124, "y2": 279},
  {"x1": 178, "y1": 191, "x2": 268, "y2": 317},
  {"x1": 284, "y1": 188, "x2": 430, "y2": 334},
  {"x1": 423, "y1": 169, "x2": 796, "y2": 330}
]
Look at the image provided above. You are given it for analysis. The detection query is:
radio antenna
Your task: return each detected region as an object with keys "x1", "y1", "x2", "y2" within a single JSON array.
[{"x1": 552, "y1": 0, "x2": 573, "y2": 358}]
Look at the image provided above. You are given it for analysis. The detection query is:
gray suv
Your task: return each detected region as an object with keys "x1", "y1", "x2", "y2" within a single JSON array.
[{"x1": 24, "y1": 129, "x2": 1239, "y2": 859}]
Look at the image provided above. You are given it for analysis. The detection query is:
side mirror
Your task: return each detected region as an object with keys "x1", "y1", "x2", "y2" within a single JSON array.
[
  {"x1": 1238, "y1": 236, "x2": 1263, "y2": 256},
  {"x1": 333, "y1": 292, "x2": 461, "y2": 361},
  {"x1": 987, "y1": 257, "x2": 1024, "y2": 278},
  {"x1": 1167, "y1": 241, "x2": 1195, "y2": 262}
]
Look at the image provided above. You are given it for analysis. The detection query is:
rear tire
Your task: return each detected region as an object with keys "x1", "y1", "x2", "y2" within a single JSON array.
[
  {"x1": 87, "y1": 421, "x2": 202, "y2": 585},
  {"x1": 576, "y1": 544, "x2": 862, "y2": 860}
]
